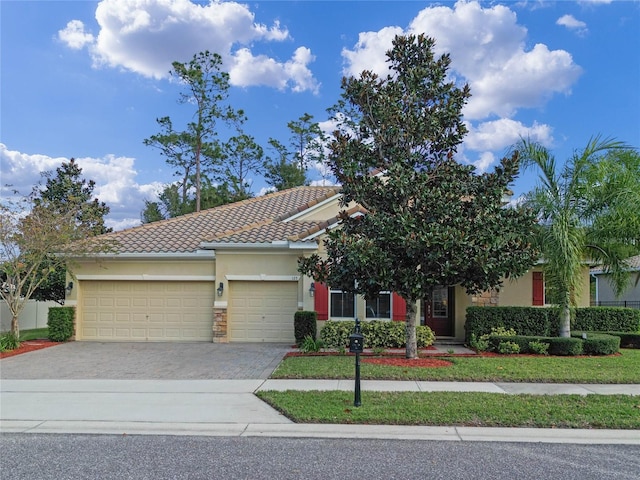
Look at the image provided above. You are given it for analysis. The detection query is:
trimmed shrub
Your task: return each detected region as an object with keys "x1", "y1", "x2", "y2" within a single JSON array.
[
  {"x1": 0, "y1": 331, "x2": 21, "y2": 352},
  {"x1": 574, "y1": 308, "x2": 640, "y2": 333},
  {"x1": 47, "y1": 307, "x2": 75, "y2": 342},
  {"x1": 605, "y1": 332, "x2": 640, "y2": 349},
  {"x1": 572, "y1": 331, "x2": 620, "y2": 355},
  {"x1": 320, "y1": 321, "x2": 353, "y2": 349},
  {"x1": 497, "y1": 341, "x2": 520, "y2": 354},
  {"x1": 528, "y1": 340, "x2": 550, "y2": 355},
  {"x1": 547, "y1": 337, "x2": 583, "y2": 356},
  {"x1": 465, "y1": 307, "x2": 558, "y2": 341},
  {"x1": 294, "y1": 311, "x2": 317, "y2": 345},
  {"x1": 319, "y1": 320, "x2": 435, "y2": 349}
]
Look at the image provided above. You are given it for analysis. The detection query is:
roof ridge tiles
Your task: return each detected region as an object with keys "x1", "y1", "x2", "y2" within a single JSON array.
[{"x1": 272, "y1": 186, "x2": 341, "y2": 222}]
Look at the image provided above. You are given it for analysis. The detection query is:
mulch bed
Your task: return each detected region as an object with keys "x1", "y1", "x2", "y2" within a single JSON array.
[
  {"x1": 362, "y1": 357, "x2": 453, "y2": 368},
  {"x1": 0, "y1": 340, "x2": 61, "y2": 359}
]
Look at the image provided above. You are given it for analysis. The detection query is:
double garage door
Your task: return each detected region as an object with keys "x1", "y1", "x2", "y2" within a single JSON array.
[
  {"x1": 80, "y1": 280, "x2": 298, "y2": 343},
  {"x1": 80, "y1": 281, "x2": 215, "y2": 341}
]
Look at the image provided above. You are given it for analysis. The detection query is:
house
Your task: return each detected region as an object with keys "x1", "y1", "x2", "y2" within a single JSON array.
[
  {"x1": 590, "y1": 255, "x2": 640, "y2": 308},
  {"x1": 67, "y1": 186, "x2": 592, "y2": 343}
]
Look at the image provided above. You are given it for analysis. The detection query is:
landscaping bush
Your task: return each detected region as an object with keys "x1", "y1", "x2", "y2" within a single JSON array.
[
  {"x1": 319, "y1": 320, "x2": 435, "y2": 349},
  {"x1": 47, "y1": 307, "x2": 75, "y2": 342},
  {"x1": 497, "y1": 341, "x2": 520, "y2": 354},
  {"x1": 465, "y1": 307, "x2": 558, "y2": 341},
  {"x1": 0, "y1": 331, "x2": 21, "y2": 352},
  {"x1": 605, "y1": 332, "x2": 640, "y2": 349},
  {"x1": 572, "y1": 332, "x2": 620, "y2": 355},
  {"x1": 546, "y1": 337, "x2": 583, "y2": 356},
  {"x1": 573, "y1": 307, "x2": 640, "y2": 333},
  {"x1": 528, "y1": 340, "x2": 550, "y2": 355},
  {"x1": 299, "y1": 335, "x2": 324, "y2": 353},
  {"x1": 294, "y1": 311, "x2": 317, "y2": 345}
]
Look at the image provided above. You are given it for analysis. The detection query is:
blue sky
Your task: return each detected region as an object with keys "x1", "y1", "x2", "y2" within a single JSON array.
[{"x1": 1, "y1": 0, "x2": 638, "y2": 230}]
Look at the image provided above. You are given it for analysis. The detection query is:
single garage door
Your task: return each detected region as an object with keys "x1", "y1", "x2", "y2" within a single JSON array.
[
  {"x1": 80, "y1": 281, "x2": 214, "y2": 341},
  {"x1": 229, "y1": 281, "x2": 298, "y2": 342}
]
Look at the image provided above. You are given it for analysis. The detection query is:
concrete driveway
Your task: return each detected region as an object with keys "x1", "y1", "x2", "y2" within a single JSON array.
[{"x1": 0, "y1": 341, "x2": 293, "y2": 380}]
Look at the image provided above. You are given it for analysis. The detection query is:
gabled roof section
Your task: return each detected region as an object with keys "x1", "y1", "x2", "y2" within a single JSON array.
[{"x1": 100, "y1": 186, "x2": 340, "y2": 254}]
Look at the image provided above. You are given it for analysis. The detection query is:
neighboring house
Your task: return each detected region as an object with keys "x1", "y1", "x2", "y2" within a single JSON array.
[
  {"x1": 68, "y1": 186, "x2": 592, "y2": 344},
  {"x1": 590, "y1": 255, "x2": 640, "y2": 308}
]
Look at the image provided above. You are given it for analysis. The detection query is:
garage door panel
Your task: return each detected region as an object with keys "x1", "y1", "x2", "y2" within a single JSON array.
[
  {"x1": 229, "y1": 281, "x2": 298, "y2": 343},
  {"x1": 80, "y1": 281, "x2": 214, "y2": 341}
]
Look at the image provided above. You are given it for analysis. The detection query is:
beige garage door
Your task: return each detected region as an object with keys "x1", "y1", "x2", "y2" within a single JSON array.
[
  {"x1": 229, "y1": 281, "x2": 298, "y2": 342},
  {"x1": 80, "y1": 281, "x2": 214, "y2": 341}
]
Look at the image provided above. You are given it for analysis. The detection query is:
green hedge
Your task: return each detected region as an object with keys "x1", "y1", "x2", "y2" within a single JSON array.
[
  {"x1": 486, "y1": 333, "x2": 619, "y2": 356},
  {"x1": 47, "y1": 307, "x2": 75, "y2": 342},
  {"x1": 320, "y1": 320, "x2": 435, "y2": 349},
  {"x1": 466, "y1": 306, "x2": 640, "y2": 342},
  {"x1": 571, "y1": 332, "x2": 620, "y2": 355},
  {"x1": 465, "y1": 307, "x2": 559, "y2": 341},
  {"x1": 604, "y1": 332, "x2": 640, "y2": 349},
  {"x1": 574, "y1": 308, "x2": 640, "y2": 333},
  {"x1": 294, "y1": 311, "x2": 317, "y2": 345}
]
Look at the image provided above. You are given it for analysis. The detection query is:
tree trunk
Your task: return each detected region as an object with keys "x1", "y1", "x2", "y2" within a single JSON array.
[
  {"x1": 559, "y1": 297, "x2": 571, "y2": 338},
  {"x1": 11, "y1": 315, "x2": 20, "y2": 338},
  {"x1": 405, "y1": 298, "x2": 418, "y2": 359}
]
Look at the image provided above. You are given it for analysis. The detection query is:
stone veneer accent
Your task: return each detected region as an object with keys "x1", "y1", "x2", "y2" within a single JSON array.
[
  {"x1": 471, "y1": 289, "x2": 499, "y2": 307},
  {"x1": 212, "y1": 307, "x2": 228, "y2": 343}
]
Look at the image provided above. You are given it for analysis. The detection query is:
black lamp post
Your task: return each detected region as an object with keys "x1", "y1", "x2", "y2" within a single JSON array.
[{"x1": 348, "y1": 317, "x2": 364, "y2": 407}]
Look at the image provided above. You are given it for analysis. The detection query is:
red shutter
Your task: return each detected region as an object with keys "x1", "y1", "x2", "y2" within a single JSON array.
[
  {"x1": 532, "y1": 272, "x2": 544, "y2": 306},
  {"x1": 314, "y1": 282, "x2": 329, "y2": 320},
  {"x1": 392, "y1": 293, "x2": 406, "y2": 321}
]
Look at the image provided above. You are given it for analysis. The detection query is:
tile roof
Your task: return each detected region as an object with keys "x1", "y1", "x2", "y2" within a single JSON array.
[
  {"x1": 591, "y1": 254, "x2": 640, "y2": 274},
  {"x1": 100, "y1": 186, "x2": 341, "y2": 254}
]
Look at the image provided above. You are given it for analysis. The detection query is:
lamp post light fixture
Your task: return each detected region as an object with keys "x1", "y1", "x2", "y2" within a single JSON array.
[
  {"x1": 216, "y1": 282, "x2": 224, "y2": 297},
  {"x1": 309, "y1": 282, "x2": 315, "y2": 297}
]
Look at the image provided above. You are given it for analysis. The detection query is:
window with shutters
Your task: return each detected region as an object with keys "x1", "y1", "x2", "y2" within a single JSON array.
[
  {"x1": 330, "y1": 290, "x2": 355, "y2": 318},
  {"x1": 365, "y1": 292, "x2": 391, "y2": 319}
]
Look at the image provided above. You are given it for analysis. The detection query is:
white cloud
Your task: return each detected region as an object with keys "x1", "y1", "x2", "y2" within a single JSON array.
[
  {"x1": 342, "y1": 26, "x2": 404, "y2": 77},
  {"x1": 341, "y1": 0, "x2": 582, "y2": 120},
  {"x1": 58, "y1": 0, "x2": 319, "y2": 93},
  {"x1": 0, "y1": 144, "x2": 160, "y2": 231},
  {"x1": 229, "y1": 46, "x2": 319, "y2": 94},
  {"x1": 556, "y1": 14, "x2": 588, "y2": 35},
  {"x1": 58, "y1": 20, "x2": 95, "y2": 49},
  {"x1": 465, "y1": 119, "x2": 553, "y2": 152}
]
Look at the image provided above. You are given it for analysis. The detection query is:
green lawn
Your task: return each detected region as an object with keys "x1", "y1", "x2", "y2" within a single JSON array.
[
  {"x1": 262, "y1": 350, "x2": 640, "y2": 428},
  {"x1": 257, "y1": 390, "x2": 640, "y2": 429},
  {"x1": 271, "y1": 350, "x2": 640, "y2": 383},
  {"x1": 19, "y1": 328, "x2": 49, "y2": 341}
]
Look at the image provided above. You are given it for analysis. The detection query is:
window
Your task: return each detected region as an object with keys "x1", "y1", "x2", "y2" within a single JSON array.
[
  {"x1": 366, "y1": 293, "x2": 391, "y2": 319},
  {"x1": 330, "y1": 290, "x2": 355, "y2": 318}
]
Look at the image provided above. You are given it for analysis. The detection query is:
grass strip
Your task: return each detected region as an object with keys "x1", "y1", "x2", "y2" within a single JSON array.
[
  {"x1": 19, "y1": 328, "x2": 49, "y2": 341},
  {"x1": 271, "y1": 350, "x2": 640, "y2": 384},
  {"x1": 257, "y1": 391, "x2": 640, "y2": 429}
]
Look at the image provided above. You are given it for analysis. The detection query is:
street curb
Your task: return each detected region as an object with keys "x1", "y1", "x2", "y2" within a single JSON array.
[{"x1": 1, "y1": 421, "x2": 639, "y2": 444}]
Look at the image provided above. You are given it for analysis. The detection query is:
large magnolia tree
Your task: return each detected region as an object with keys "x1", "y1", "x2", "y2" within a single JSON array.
[
  {"x1": 517, "y1": 137, "x2": 640, "y2": 337},
  {"x1": 299, "y1": 34, "x2": 539, "y2": 358}
]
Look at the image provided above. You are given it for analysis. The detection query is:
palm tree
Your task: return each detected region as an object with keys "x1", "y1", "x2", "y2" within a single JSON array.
[{"x1": 517, "y1": 136, "x2": 640, "y2": 337}]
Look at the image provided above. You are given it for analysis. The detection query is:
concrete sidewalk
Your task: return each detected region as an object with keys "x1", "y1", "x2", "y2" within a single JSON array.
[{"x1": 1, "y1": 379, "x2": 638, "y2": 444}]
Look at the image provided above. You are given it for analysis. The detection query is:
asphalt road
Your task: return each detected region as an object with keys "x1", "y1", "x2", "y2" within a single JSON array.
[{"x1": 1, "y1": 434, "x2": 639, "y2": 480}]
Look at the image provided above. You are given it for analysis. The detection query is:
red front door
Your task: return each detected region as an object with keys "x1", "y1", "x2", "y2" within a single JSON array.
[{"x1": 423, "y1": 286, "x2": 454, "y2": 337}]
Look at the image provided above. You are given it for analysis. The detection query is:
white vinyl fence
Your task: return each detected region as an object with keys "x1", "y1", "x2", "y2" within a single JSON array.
[{"x1": 1, "y1": 300, "x2": 59, "y2": 332}]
